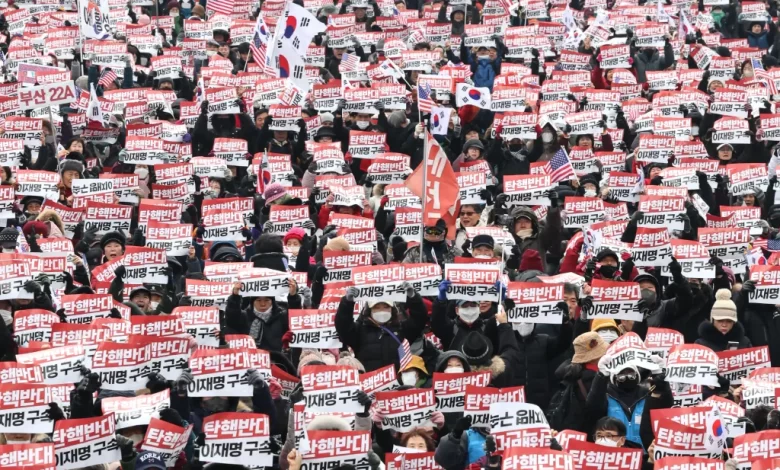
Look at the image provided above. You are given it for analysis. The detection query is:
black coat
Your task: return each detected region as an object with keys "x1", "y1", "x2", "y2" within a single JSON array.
[
  {"x1": 694, "y1": 321, "x2": 752, "y2": 352},
  {"x1": 224, "y1": 294, "x2": 300, "y2": 353},
  {"x1": 509, "y1": 322, "x2": 572, "y2": 410},
  {"x1": 741, "y1": 303, "x2": 780, "y2": 367},
  {"x1": 430, "y1": 299, "x2": 499, "y2": 353},
  {"x1": 334, "y1": 294, "x2": 428, "y2": 372}
]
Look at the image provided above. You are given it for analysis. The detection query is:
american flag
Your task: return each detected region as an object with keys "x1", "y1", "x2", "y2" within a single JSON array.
[
  {"x1": 752, "y1": 58, "x2": 778, "y2": 94},
  {"x1": 250, "y1": 15, "x2": 270, "y2": 71},
  {"x1": 208, "y1": 0, "x2": 235, "y2": 16},
  {"x1": 397, "y1": 339, "x2": 412, "y2": 370},
  {"x1": 339, "y1": 53, "x2": 360, "y2": 72},
  {"x1": 418, "y1": 82, "x2": 435, "y2": 113},
  {"x1": 545, "y1": 147, "x2": 577, "y2": 183},
  {"x1": 768, "y1": 239, "x2": 780, "y2": 252},
  {"x1": 98, "y1": 68, "x2": 117, "y2": 88}
]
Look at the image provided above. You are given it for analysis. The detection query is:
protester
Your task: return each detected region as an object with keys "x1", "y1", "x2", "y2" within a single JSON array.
[{"x1": 4, "y1": 1, "x2": 780, "y2": 469}]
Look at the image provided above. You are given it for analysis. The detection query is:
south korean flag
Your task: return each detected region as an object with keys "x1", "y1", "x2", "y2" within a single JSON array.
[
  {"x1": 456, "y1": 83, "x2": 492, "y2": 110},
  {"x1": 429, "y1": 107, "x2": 452, "y2": 136}
]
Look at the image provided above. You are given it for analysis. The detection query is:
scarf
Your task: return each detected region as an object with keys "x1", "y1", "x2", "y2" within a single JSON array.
[{"x1": 249, "y1": 308, "x2": 272, "y2": 342}]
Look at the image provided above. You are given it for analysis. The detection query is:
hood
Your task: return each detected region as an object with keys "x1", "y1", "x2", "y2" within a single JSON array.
[
  {"x1": 435, "y1": 350, "x2": 472, "y2": 373},
  {"x1": 250, "y1": 251, "x2": 288, "y2": 271},
  {"x1": 449, "y1": 5, "x2": 466, "y2": 21},
  {"x1": 307, "y1": 414, "x2": 351, "y2": 431},
  {"x1": 37, "y1": 209, "x2": 65, "y2": 236},
  {"x1": 209, "y1": 241, "x2": 242, "y2": 262},
  {"x1": 633, "y1": 273, "x2": 660, "y2": 293},
  {"x1": 510, "y1": 206, "x2": 539, "y2": 234}
]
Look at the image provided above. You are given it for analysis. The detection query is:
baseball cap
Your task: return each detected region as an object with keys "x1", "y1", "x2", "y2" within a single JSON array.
[{"x1": 136, "y1": 451, "x2": 166, "y2": 470}]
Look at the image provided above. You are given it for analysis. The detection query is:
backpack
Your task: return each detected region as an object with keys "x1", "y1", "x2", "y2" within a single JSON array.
[{"x1": 545, "y1": 379, "x2": 588, "y2": 432}]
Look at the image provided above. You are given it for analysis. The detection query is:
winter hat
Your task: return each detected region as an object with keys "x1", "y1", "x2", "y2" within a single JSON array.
[
  {"x1": 307, "y1": 415, "x2": 351, "y2": 431},
  {"x1": 337, "y1": 352, "x2": 366, "y2": 373},
  {"x1": 164, "y1": 0, "x2": 179, "y2": 12},
  {"x1": 324, "y1": 236, "x2": 350, "y2": 252},
  {"x1": 472, "y1": 234, "x2": 494, "y2": 250},
  {"x1": 399, "y1": 355, "x2": 428, "y2": 375},
  {"x1": 59, "y1": 159, "x2": 84, "y2": 177},
  {"x1": 100, "y1": 231, "x2": 126, "y2": 250},
  {"x1": 22, "y1": 221, "x2": 49, "y2": 238},
  {"x1": 319, "y1": 112, "x2": 335, "y2": 123},
  {"x1": 717, "y1": 143, "x2": 734, "y2": 151},
  {"x1": 460, "y1": 332, "x2": 493, "y2": 366},
  {"x1": 135, "y1": 451, "x2": 165, "y2": 470},
  {"x1": 519, "y1": 249, "x2": 543, "y2": 272},
  {"x1": 298, "y1": 350, "x2": 326, "y2": 374},
  {"x1": 711, "y1": 289, "x2": 737, "y2": 322},
  {"x1": 263, "y1": 183, "x2": 288, "y2": 203},
  {"x1": 283, "y1": 227, "x2": 306, "y2": 245},
  {"x1": 591, "y1": 318, "x2": 619, "y2": 333},
  {"x1": 572, "y1": 332, "x2": 608, "y2": 364},
  {"x1": 254, "y1": 233, "x2": 284, "y2": 254},
  {"x1": 596, "y1": 248, "x2": 619, "y2": 264},
  {"x1": 463, "y1": 139, "x2": 485, "y2": 153},
  {"x1": 209, "y1": 241, "x2": 242, "y2": 262}
]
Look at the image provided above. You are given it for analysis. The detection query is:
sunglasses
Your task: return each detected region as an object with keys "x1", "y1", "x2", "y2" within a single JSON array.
[
  {"x1": 615, "y1": 373, "x2": 637, "y2": 383},
  {"x1": 425, "y1": 227, "x2": 444, "y2": 236}
]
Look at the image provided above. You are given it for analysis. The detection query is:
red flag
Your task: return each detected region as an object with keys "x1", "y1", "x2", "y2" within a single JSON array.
[{"x1": 405, "y1": 132, "x2": 460, "y2": 239}]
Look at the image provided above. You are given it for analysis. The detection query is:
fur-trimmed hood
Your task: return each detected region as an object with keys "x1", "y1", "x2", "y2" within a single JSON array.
[
  {"x1": 307, "y1": 414, "x2": 351, "y2": 431},
  {"x1": 473, "y1": 355, "x2": 506, "y2": 380},
  {"x1": 697, "y1": 320, "x2": 748, "y2": 348},
  {"x1": 37, "y1": 209, "x2": 65, "y2": 237}
]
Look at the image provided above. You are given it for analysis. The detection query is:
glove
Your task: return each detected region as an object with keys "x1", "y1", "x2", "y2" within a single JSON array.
[
  {"x1": 578, "y1": 296, "x2": 593, "y2": 319},
  {"x1": 114, "y1": 265, "x2": 126, "y2": 280},
  {"x1": 262, "y1": 220, "x2": 274, "y2": 233},
  {"x1": 555, "y1": 301, "x2": 569, "y2": 321},
  {"x1": 200, "y1": 100, "x2": 209, "y2": 115},
  {"x1": 56, "y1": 308, "x2": 67, "y2": 323},
  {"x1": 345, "y1": 286, "x2": 360, "y2": 301},
  {"x1": 676, "y1": 213, "x2": 691, "y2": 233},
  {"x1": 668, "y1": 256, "x2": 683, "y2": 279},
  {"x1": 246, "y1": 368, "x2": 267, "y2": 388},
  {"x1": 415, "y1": 123, "x2": 424, "y2": 139},
  {"x1": 44, "y1": 403, "x2": 65, "y2": 423},
  {"x1": 356, "y1": 390, "x2": 373, "y2": 413},
  {"x1": 24, "y1": 281, "x2": 42, "y2": 294},
  {"x1": 301, "y1": 219, "x2": 316, "y2": 231},
  {"x1": 374, "y1": 100, "x2": 385, "y2": 111},
  {"x1": 146, "y1": 372, "x2": 169, "y2": 394},
  {"x1": 175, "y1": 369, "x2": 193, "y2": 396},
  {"x1": 584, "y1": 258, "x2": 597, "y2": 283},
  {"x1": 195, "y1": 433, "x2": 206, "y2": 447},
  {"x1": 401, "y1": 281, "x2": 415, "y2": 298},
  {"x1": 452, "y1": 415, "x2": 472, "y2": 439},
  {"x1": 268, "y1": 377, "x2": 282, "y2": 400},
  {"x1": 495, "y1": 193, "x2": 508, "y2": 208},
  {"x1": 438, "y1": 279, "x2": 451, "y2": 301},
  {"x1": 742, "y1": 280, "x2": 756, "y2": 293},
  {"x1": 115, "y1": 433, "x2": 136, "y2": 461},
  {"x1": 82, "y1": 226, "x2": 98, "y2": 245},
  {"x1": 548, "y1": 190, "x2": 559, "y2": 208},
  {"x1": 620, "y1": 257, "x2": 634, "y2": 280},
  {"x1": 282, "y1": 330, "x2": 294, "y2": 349},
  {"x1": 78, "y1": 370, "x2": 102, "y2": 394}
]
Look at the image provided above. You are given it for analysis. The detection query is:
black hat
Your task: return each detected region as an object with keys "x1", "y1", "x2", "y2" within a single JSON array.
[
  {"x1": 237, "y1": 42, "x2": 250, "y2": 54},
  {"x1": 59, "y1": 159, "x2": 84, "y2": 177},
  {"x1": 209, "y1": 241, "x2": 242, "y2": 262},
  {"x1": 460, "y1": 332, "x2": 493, "y2": 366},
  {"x1": 596, "y1": 248, "x2": 619, "y2": 264},
  {"x1": 20, "y1": 195, "x2": 44, "y2": 208},
  {"x1": 129, "y1": 286, "x2": 152, "y2": 300},
  {"x1": 472, "y1": 234, "x2": 494, "y2": 250},
  {"x1": 315, "y1": 126, "x2": 338, "y2": 141},
  {"x1": 100, "y1": 231, "x2": 126, "y2": 250},
  {"x1": 0, "y1": 227, "x2": 18, "y2": 249}
]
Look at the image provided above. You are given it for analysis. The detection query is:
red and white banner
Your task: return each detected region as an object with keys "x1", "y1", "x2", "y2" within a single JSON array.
[
  {"x1": 0, "y1": 383, "x2": 71, "y2": 433},
  {"x1": 12, "y1": 309, "x2": 59, "y2": 346},
  {"x1": 53, "y1": 414, "x2": 121, "y2": 470},
  {"x1": 733, "y1": 430, "x2": 780, "y2": 469},
  {"x1": 666, "y1": 344, "x2": 720, "y2": 387},
  {"x1": 489, "y1": 402, "x2": 552, "y2": 450},
  {"x1": 101, "y1": 390, "x2": 171, "y2": 430},
  {"x1": 173, "y1": 306, "x2": 220, "y2": 348},
  {"x1": 351, "y1": 265, "x2": 407, "y2": 302},
  {"x1": 323, "y1": 251, "x2": 373, "y2": 285},
  {"x1": 16, "y1": 345, "x2": 85, "y2": 385},
  {"x1": 506, "y1": 282, "x2": 564, "y2": 324},
  {"x1": 501, "y1": 446, "x2": 571, "y2": 470},
  {"x1": 360, "y1": 365, "x2": 397, "y2": 398},
  {"x1": 717, "y1": 346, "x2": 771, "y2": 385},
  {"x1": 567, "y1": 439, "x2": 642, "y2": 470},
  {"x1": 654, "y1": 457, "x2": 724, "y2": 470},
  {"x1": 432, "y1": 371, "x2": 492, "y2": 412},
  {"x1": 463, "y1": 385, "x2": 526, "y2": 428},
  {"x1": 301, "y1": 365, "x2": 363, "y2": 413},
  {"x1": 200, "y1": 412, "x2": 273, "y2": 467},
  {"x1": 188, "y1": 348, "x2": 253, "y2": 397},
  {"x1": 749, "y1": 266, "x2": 780, "y2": 305},
  {"x1": 589, "y1": 279, "x2": 642, "y2": 322},
  {"x1": 0, "y1": 443, "x2": 56, "y2": 470},
  {"x1": 237, "y1": 268, "x2": 290, "y2": 298},
  {"x1": 653, "y1": 418, "x2": 723, "y2": 461},
  {"x1": 375, "y1": 389, "x2": 436, "y2": 432},
  {"x1": 564, "y1": 197, "x2": 605, "y2": 229},
  {"x1": 288, "y1": 309, "x2": 341, "y2": 349},
  {"x1": 140, "y1": 417, "x2": 193, "y2": 467},
  {"x1": 445, "y1": 264, "x2": 501, "y2": 301},
  {"x1": 631, "y1": 227, "x2": 672, "y2": 267},
  {"x1": 644, "y1": 327, "x2": 684, "y2": 358},
  {"x1": 302, "y1": 430, "x2": 371, "y2": 469}
]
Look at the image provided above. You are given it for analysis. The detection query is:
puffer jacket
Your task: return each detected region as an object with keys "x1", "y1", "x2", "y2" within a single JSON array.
[
  {"x1": 334, "y1": 293, "x2": 428, "y2": 372},
  {"x1": 507, "y1": 206, "x2": 563, "y2": 274},
  {"x1": 694, "y1": 321, "x2": 752, "y2": 352},
  {"x1": 430, "y1": 299, "x2": 499, "y2": 353},
  {"x1": 509, "y1": 323, "x2": 573, "y2": 409},
  {"x1": 223, "y1": 295, "x2": 300, "y2": 353},
  {"x1": 740, "y1": 302, "x2": 780, "y2": 366}
]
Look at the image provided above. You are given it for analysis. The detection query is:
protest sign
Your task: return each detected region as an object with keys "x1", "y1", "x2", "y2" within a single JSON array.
[
  {"x1": 200, "y1": 412, "x2": 273, "y2": 467},
  {"x1": 101, "y1": 390, "x2": 170, "y2": 430},
  {"x1": 375, "y1": 389, "x2": 436, "y2": 432},
  {"x1": 588, "y1": 279, "x2": 642, "y2": 322},
  {"x1": 301, "y1": 365, "x2": 363, "y2": 413},
  {"x1": 666, "y1": 344, "x2": 720, "y2": 387},
  {"x1": 489, "y1": 402, "x2": 552, "y2": 450},
  {"x1": 53, "y1": 414, "x2": 121, "y2": 470},
  {"x1": 188, "y1": 348, "x2": 253, "y2": 398},
  {"x1": 506, "y1": 282, "x2": 565, "y2": 324}
]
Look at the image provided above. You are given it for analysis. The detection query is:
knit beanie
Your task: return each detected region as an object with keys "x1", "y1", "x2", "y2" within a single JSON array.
[{"x1": 711, "y1": 289, "x2": 737, "y2": 322}]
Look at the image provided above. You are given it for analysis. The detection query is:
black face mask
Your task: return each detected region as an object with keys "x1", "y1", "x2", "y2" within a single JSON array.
[
  {"x1": 509, "y1": 143, "x2": 523, "y2": 152},
  {"x1": 599, "y1": 265, "x2": 617, "y2": 279},
  {"x1": 643, "y1": 49, "x2": 654, "y2": 59},
  {"x1": 641, "y1": 289, "x2": 657, "y2": 308}
]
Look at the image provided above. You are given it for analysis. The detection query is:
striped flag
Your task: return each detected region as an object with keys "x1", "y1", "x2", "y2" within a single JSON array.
[
  {"x1": 208, "y1": 0, "x2": 235, "y2": 16},
  {"x1": 418, "y1": 82, "x2": 435, "y2": 113},
  {"x1": 339, "y1": 53, "x2": 360, "y2": 72},
  {"x1": 752, "y1": 58, "x2": 778, "y2": 95},
  {"x1": 98, "y1": 68, "x2": 117, "y2": 88},
  {"x1": 398, "y1": 339, "x2": 412, "y2": 370},
  {"x1": 545, "y1": 147, "x2": 577, "y2": 183},
  {"x1": 250, "y1": 15, "x2": 271, "y2": 68}
]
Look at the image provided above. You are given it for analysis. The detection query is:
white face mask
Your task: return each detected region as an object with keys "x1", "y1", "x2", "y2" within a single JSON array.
[
  {"x1": 691, "y1": 126, "x2": 699, "y2": 136},
  {"x1": 170, "y1": 11, "x2": 179, "y2": 17},
  {"x1": 207, "y1": 50, "x2": 217, "y2": 57},
  {"x1": 356, "y1": 120, "x2": 370, "y2": 129},
  {"x1": 542, "y1": 132, "x2": 555, "y2": 143},
  {"x1": 134, "y1": 167, "x2": 149, "y2": 179},
  {"x1": 1, "y1": 248, "x2": 15, "y2": 253},
  {"x1": 475, "y1": 254, "x2": 492, "y2": 259},
  {"x1": 0, "y1": 309, "x2": 12, "y2": 326},
  {"x1": 401, "y1": 371, "x2": 418, "y2": 386},
  {"x1": 457, "y1": 306, "x2": 480, "y2": 324},
  {"x1": 598, "y1": 330, "x2": 619, "y2": 344},
  {"x1": 584, "y1": 189, "x2": 597, "y2": 197},
  {"x1": 516, "y1": 322, "x2": 534, "y2": 337},
  {"x1": 596, "y1": 438, "x2": 619, "y2": 447},
  {"x1": 150, "y1": 301, "x2": 159, "y2": 310},
  {"x1": 372, "y1": 310, "x2": 391, "y2": 324},
  {"x1": 140, "y1": 57, "x2": 149, "y2": 66},
  {"x1": 444, "y1": 366, "x2": 464, "y2": 374},
  {"x1": 5, "y1": 439, "x2": 30, "y2": 444},
  {"x1": 516, "y1": 228, "x2": 533, "y2": 239},
  {"x1": 477, "y1": 55, "x2": 490, "y2": 60}
]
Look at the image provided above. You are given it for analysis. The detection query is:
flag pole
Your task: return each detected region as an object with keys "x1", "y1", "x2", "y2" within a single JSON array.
[{"x1": 420, "y1": 131, "x2": 428, "y2": 263}]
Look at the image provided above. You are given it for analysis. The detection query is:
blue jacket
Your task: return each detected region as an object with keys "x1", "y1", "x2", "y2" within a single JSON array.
[{"x1": 461, "y1": 42, "x2": 503, "y2": 91}]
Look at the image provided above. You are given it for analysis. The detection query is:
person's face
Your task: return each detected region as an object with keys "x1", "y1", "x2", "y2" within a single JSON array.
[
  {"x1": 321, "y1": 120, "x2": 334, "y2": 128},
  {"x1": 337, "y1": 206, "x2": 355, "y2": 214},
  {"x1": 159, "y1": 81, "x2": 173, "y2": 91},
  {"x1": 466, "y1": 147, "x2": 481, "y2": 160},
  {"x1": 579, "y1": 137, "x2": 593, "y2": 149},
  {"x1": 639, "y1": 280, "x2": 656, "y2": 293},
  {"x1": 423, "y1": 226, "x2": 445, "y2": 242},
  {"x1": 253, "y1": 297, "x2": 272, "y2": 312},
  {"x1": 287, "y1": 239, "x2": 301, "y2": 249},
  {"x1": 466, "y1": 131, "x2": 479, "y2": 141},
  {"x1": 709, "y1": 81, "x2": 724, "y2": 92},
  {"x1": 406, "y1": 435, "x2": 428, "y2": 451},
  {"x1": 69, "y1": 141, "x2": 83, "y2": 153},
  {"x1": 447, "y1": 357, "x2": 464, "y2": 369},
  {"x1": 62, "y1": 170, "x2": 79, "y2": 187},
  {"x1": 256, "y1": 112, "x2": 268, "y2": 126},
  {"x1": 132, "y1": 293, "x2": 150, "y2": 310},
  {"x1": 744, "y1": 194, "x2": 756, "y2": 206},
  {"x1": 273, "y1": 130, "x2": 288, "y2": 142},
  {"x1": 649, "y1": 166, "x2": 662, "y2": 178},
  {"x1": 473, "y1": 246, "x2": 493, "y2": 257},
  {"x1": 453, "y1": 11, "x2": 464, "y2": 22},
  {"x1": 584, "y1": 183, "x2": 597, "y2": 194},
  {"x1": 170, "y1": 8, "x2": 179, "y2": 17},
  {"x1": 595, "y1": 430, "x2": 626, "y2": 447},
  {"x1": 743, "y1": 65, "x2": 754, "y2": 79},
  {"x1": 514, "y1": 217, "x2": 532, "y2": 232},
  {"x1": 714, "y1": 319, "x2": 735, "y2": 334},
  {"x1": 563, "y1": 292, "x2": 578, "y2": 314},
  {"x1": 206, "y1": 44, "x2": 218, "y2": 55},
  {"x1": 218, "y1": 45, "x2": 229, "y2": 57},
  {"x1": 460, "y1": 206, "x2": 479, "y2": 227},
  {"x1": 606, "y1": 69, "x2": 615, "y2": 81},
  {"x1": 334, "y1": 47, "x2": 346, "y2": 59},
  {"x1": 104, "y1": 241, "x2": 124, "y2": 260},
  {"x1": 318, "y1": 136, "x2": 333, "y2": 143},
  {"x1": 209, "y1": 181, "x2": 221, "y2": 193},
  {"x1": 718, "y1": 148, "x2": 733, "y2": 160},
  {"x1": 479, "y1": 300, "x2": 492, "y2": 313},
  {"x1": 26, "y1": 202, "x2": 41, "y2": 215},
  {"x1": 3, "y1": 433, "x2": 31, "y2": 443},
  {"x1": 752, "y1": 24, "x2": 763, "y2": 34},
  {"x1": 489, "y1": 47, "x2": 498, "y2": 60},
  {"x1": 395, "y1": 2, "x2": 406, "y2": 9},
  {"x1": 371, "y1": 302, "x2": 392, "y2": 317}
]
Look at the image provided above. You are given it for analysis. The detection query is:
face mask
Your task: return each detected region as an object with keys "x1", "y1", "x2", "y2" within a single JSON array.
[
  {"x1": 202, "y1": 397, "x2": 229, "y2": 413},
  {"x1": 584, "y1": 189, "x2": 597, "y2": 197},
  {"x1": 542, "y1": 132, "x2": 555, "y2": 143},
  {"x1": 0, "y1": 309, "x2": 11, "y2": 326},
  {"x1": 599, "y1": 265, "x2": 617, "y2": 279},
  {"x1": 5, "y1": 439, "x2": 30, "y2": 444},
  {"x1": 596, "y1": 438, "x2": 619, "y2": 447},
  {"x1": 516, "y1": 228, "x2": 533, "y2": 239},
  {"x1": 457, "y1": 307, "x2": 480, "y2": 324},
  {"x1": 598, "y1": 330, "x2": 619, "y2": 344},
  {"x1": 444, "y1": 366, "x2": 464, "y2": 374},
  {"x1": 140, "y1": 57, "x2": 149, "y2": 66},
  {"x1": 643, "y1": 49, "x2": 654, "y2": 59},
  {"x1": 691, "y1": 126, "x2": 699, "y2": 136},
  {"x1": 170, "y1": 11, "x2": 179, "y2": 17},
  {"x1": 616, "y1": 373, "x2": 639, "y2": 390},
  {"x1": 516, "y1": 322, "x2": 534, "y2": 337},
  {"x1": 475, "y1": 254, "x2": 492, "y2": 259},
  {"x1": 45, "y1": 135, "x2": 55, "y2": 144},
  {"x1": 477, "y1": 55, "x2": 490, "y2": 61},
  {"x1": 640, "y1": 289, "x2": 657, "y2": 308},
  {"x1": 134, "y1": 167, "x2": 149, "y2": 179},
  {"x1": 1, "y1": 248, "x2": 15, "y2": 253},
  {"x1": 356, "y1": 120, "x2": 370, "y2": 130},
  {"x1": 372, "y1": 310, "x2": 391, "y2": 324},
  {"x1": 150, "y1": 301, "x2": 159, "y2": 310},
  {"x1": 254, "y1": 307, "x2": 273, "y2": 321},
  {"x1": 401, "y1": 371, "x2": 418, "y2": 386},
  {"x1": 206, "y1": 50, "x2": 217, "y2": 57}
]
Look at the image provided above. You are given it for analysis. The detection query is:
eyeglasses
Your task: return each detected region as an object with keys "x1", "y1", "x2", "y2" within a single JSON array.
[
  {"x1": 425, "y1": 227, "x2": 444, "y2": 236},
  {"x1": 461, "y1": 211, "x2": 477, "y2": 217},
  {"x1": 595, "y1": 432, "x2": 620, "y2": 440},
  {"x1": 615, "y1": 373, "x2": 637, "y2": 383}
]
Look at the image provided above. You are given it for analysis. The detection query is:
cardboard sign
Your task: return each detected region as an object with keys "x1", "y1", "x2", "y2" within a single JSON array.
[
  {"x1": 659, "y1": 239, "x2": 716, "y2": 279},
  {"x1": 589, "y1": 279, "x2": 642, "y2": 322},
  {"x1": 301, "y1": 365, "x2": 362, "y2": 413},
  {"x1": 268, "y1": 205, "x2": 310, "y2": 235},
  {"x1": 734, "y1": 430, "x2": 780, "y2": 470},
  {"x1": 445, "y1": 264, "x2": 501, "y2": 301},
  {"x1": 200, "y1": 412, "x2": 273, "y2": 467},
  {"x1": 567, "y1": 439, "x2": 642, "y2": 470},
  {"x1": 717, "y1": 346, "x2": 771, "y2": 385},
  {"x1": 140, "y1": 417, "x2": 193, "y2": 467},
  {"x1": 302, "y1": 430, "x2": 371, "y2": 469},
  {"x1": 506, "y1": 282, "x2": 564, "y2": 324},
  {"x1": 187, "y1": 348, "x2": 253, "y2": 398},
  {"x1": 653, "y1": 418, "x2": 723, "y2": 461},
  {"x1": 323, "y1": 251, "x2": 373, "y2": 285},
  {"x1": 632, "y1": 227, "x2": 672, "y2": 267},
  {"x1": 0, "y1": 443, "x2": 56, "y2": 470},
  {"x1": 501, "y1": 448, "x2": 573, "y2": 470},
  {"x1": 375, "y1": 389, "x2": 436, "y2": 432},
  {"x1": 463, "y1": 385, "x2": 526, "y2": 428},
  {"x1": 53, "y1": 414, "x2": 121, "y2": 470},
  {"x1": 101, "y1": 390, "x2": 171, "y2": 430},
  {"x1": 12, "y1": 309, "x2": 59, "y2": 346},
  {"x1": 489, "y1": 402, "x2": 552, "y2": 451},
  {"x1": 603, "y1": 332, "x2": 660, "y2": 374},
  {"x1": 666, "y1": 344, "x2": 720, "y2": 387},
  {"x1": 645, "y1": 328, "x2": 684, "y2": 358},
  {"x1": 432, "y1": 371, "x2": 492, "y2": 413},
  {"x1": 288, "y1": 309, "x2": 341, "y2": 349}
]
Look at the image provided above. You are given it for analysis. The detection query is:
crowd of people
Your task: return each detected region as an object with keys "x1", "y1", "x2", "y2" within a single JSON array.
[{"x1": 3, "y1": 0, "x2": 780, "y2": 469}]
